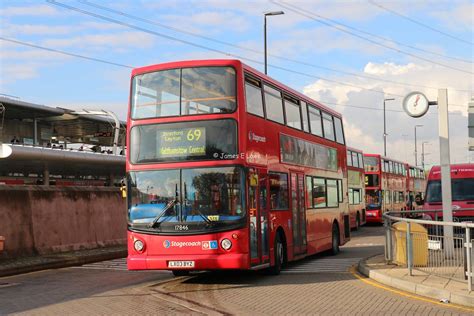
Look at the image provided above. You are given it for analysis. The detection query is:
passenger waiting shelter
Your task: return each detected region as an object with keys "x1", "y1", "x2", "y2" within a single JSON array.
[{"x1": 0, "y1": 96, "x2": 126, "y2": 186}]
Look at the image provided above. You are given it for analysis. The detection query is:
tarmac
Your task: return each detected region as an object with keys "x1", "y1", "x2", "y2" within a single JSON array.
[
  {"x1": 358, "y1": 254, "x2": 474, "y2": 307},
  {"x1": 1, "y1": 243, "x2": 473, "y2": 308},
  {"x1": 0, "y1": 245, "x2": 126, "y2": 277}
]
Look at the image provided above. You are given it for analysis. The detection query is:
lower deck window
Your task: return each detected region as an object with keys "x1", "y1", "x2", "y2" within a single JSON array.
[
  {"x1": 307, "y1": 176, "x2": 343, "y2": 208},
  {"x1": 269, "y1": 172, "x2": 289, "y2": 210}
]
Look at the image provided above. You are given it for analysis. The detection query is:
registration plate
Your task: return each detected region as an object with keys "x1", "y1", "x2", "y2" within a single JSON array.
[{"x1": 168, "y1": 261, "x2": 195, "y2": 268}]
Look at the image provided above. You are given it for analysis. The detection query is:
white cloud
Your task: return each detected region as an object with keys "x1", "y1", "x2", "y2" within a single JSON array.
[
  {"x1": 2, "y1": 24, "x2": 77, "y2": 36},
  {"x1": 364, "y1": 62, "x2": 427, "y2": 76},
  {"x1": 302, "y1": 60, "x2": 472, "y2": 165},
  {"x1": 430, "y1": 2, "x2": 473, "y2": 33},
  {"x1": 161, "y1": 11, "x2": 250, "y2": 34},
  {"x1": 0, "y1": 4, "x2": 60, "y2": 16},
  {"x1": 41, "y1": 31, "x2": 156, "y2": 51},
  {"x1": 0, "y1": 63, "x2": 41, "y2": 84}
]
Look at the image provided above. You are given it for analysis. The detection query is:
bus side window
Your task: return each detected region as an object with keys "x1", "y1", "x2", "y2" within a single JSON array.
[{"x1": 244, "y1": 77, "x2": 264, "y2": 117}]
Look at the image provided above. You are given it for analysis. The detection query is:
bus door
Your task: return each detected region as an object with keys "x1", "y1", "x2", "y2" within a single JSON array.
[
  {"x1": 248, "y1": 169, "x2": 270, "y2": 267},
  {"x1": 291, "y1": 172, "x2": 307, "y2": 255}
]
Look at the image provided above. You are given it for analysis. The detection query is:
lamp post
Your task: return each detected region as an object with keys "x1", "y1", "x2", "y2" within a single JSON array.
[
  {"x1": 264, "y1": 11, "x2": 284, "y2": 75},
  {"x1": 414, "y1": 125, "x2": 423, "y2": 166},
  {"x1": 421, "y1": 141, "x2": 430, "y2": 171},
  {"x1": 383, "y1": 98, "x2": 395, "y2": 156}
]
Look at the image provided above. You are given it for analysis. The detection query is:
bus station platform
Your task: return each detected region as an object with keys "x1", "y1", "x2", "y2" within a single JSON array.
[
  {"x1": 358, "y1": 254, "x2": 474, "y2": 307},
  {"x1": 0, "y1": 245, "x2": 126, "y2": 278}
]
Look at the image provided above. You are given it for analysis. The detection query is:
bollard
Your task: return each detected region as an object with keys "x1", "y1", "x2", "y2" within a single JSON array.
[
  {"x1": 385, "y1": 217, "x2": 393, "y2": 263},
  {"x1": 466, "y1": 227, "x2": 472, "y2": 292},
  {"x1": 406, "y1": 222, "x2": 413, "y2": 276}
]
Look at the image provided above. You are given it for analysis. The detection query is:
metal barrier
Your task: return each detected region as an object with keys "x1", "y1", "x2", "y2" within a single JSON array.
[{"x1": 383, "y1": 210, "x2": 474, "y2": 292}]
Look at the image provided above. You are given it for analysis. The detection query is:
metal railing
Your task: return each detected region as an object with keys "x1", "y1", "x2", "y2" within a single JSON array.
[{"x1": 383, "y1": 210, "x2": 474, "y2": 292}]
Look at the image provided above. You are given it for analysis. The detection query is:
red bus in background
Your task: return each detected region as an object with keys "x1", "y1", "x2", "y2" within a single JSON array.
[
  {"x1": 346, "y1": 147, "x2": 366, "y2": 229},
  {"x1": 126, "y1": 59, "x2": 350, "y2": 276},
  {"x1": 406, "y1": 165, "x2": 426, "y2": 210},
  {"x1": 363, "y1": 154, "x2": 407, "y2": 223},
  {"x1": 422, "y1": 163, "x2": 474, "y2": 221}
]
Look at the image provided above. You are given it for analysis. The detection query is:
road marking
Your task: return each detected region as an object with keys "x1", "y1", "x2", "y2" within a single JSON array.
[
  {"x1": 282, "y1": 258, "x2": 362, "y2": 274},
  {"x1": 72, "y1": 258, "x2": 129, "y2": 271},
  {"x1": 349, "y1": 266, "x2": 474, "y2": 313}
]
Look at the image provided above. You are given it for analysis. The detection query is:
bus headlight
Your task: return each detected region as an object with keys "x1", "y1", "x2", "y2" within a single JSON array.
[
  {"x1": 134, "y1": 240, "x2": 145, "y2": 252},
  {"x1": 221, "y1": 238, "x2": 232, "y2": 250}
]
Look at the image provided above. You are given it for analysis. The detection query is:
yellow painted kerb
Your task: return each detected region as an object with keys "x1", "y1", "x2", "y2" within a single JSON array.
[{"x1": 349, "y1": 266, "x2": 474, "y2": 313}]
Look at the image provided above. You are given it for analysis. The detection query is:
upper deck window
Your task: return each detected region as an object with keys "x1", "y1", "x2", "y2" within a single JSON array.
[
  {"x1": 358, "y1": 153, "x2": 364, "y2": 169},
  {"x1": 308, "y1": 105, "x2": 323, "y2": 137},
  {"x1": 131, "y1": 66, "x2": 236, "y2": 119},
  {"x1": 301, "y1": 101, "x2": 309, "y2": 132},
  {"x1": 322, "y1": 112, "x2": 335, "y2": 141},
  {"x1": 364, "y1": 156, "x2": 379, "y2": 173},
  {"x1": 347, "y1": 151, "x2": 353, "y2": 167},
  {"x1": 334, "y1": 117, "x2": 345, "y2": 144},
  {"x1": 284, "y1": 97, "x2": 302, "y2": 130},
  {"x1": 352, "y1": 152, "x2": 359, "y2": 168},
  {"x1": 264, "y1": 85, "x2": 284, "y2": 124},
  {"x1": 244, "y1": 77, "x2": 264, "y2": 117}
]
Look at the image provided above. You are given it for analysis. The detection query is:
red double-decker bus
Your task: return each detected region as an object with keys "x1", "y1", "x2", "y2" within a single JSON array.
[
  {"x1": 346, "y1": 147, "x2": 366, "y2": 229},
  {"x1": 126, "y1": 59, "x2": 350, "y2": 275},
  {"x1": 363, "y1": 154, "x2": 407, "y2": 223},
  {"x1": 406, "y1": 165, "x2": 426, "y2": 210}
]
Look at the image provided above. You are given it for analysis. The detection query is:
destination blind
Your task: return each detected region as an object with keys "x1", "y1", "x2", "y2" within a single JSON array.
[
  {"x1": 130, "y1": 119, "x2": 237, "y2": 163},
  {"x1": 158, "y1": 127, "x2": 206, "y2": 157}
]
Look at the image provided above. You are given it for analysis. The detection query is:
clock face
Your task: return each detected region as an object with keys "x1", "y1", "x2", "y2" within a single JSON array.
[{"x1": 403, "y1": 91, "x2": 429, "y2": 118}]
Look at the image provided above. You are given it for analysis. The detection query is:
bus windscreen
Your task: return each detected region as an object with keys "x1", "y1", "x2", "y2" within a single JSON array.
[{"x1": 425, "y1": 179, "x2": 474, "y2": 202}]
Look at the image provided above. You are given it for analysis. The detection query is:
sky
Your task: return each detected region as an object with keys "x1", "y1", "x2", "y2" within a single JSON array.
[{"x1": 1, "y1": 0, "x2": 473, "y2": 167}]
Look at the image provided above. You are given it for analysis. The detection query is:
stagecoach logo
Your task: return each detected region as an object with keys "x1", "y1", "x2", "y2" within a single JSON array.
[
  {"x1": 248, "y1": 131, "x2": 266, "y2": 143},
  {"x1": 162, "y1": 240, "x2": 202, "y2": 249}
]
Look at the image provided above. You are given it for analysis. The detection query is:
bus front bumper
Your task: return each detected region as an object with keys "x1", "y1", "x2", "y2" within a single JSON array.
[{"x1": 127, "y1": 253, "x2": 249, "y2": 270}]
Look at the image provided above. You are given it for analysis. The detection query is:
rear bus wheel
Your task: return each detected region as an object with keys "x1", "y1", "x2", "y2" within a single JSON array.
[
  {"x1": 331, "y1": 224, "x2": 340, "y2": 255},
  {"x1": 268, "y1": 234, "x2": 284, "y2": 275}
]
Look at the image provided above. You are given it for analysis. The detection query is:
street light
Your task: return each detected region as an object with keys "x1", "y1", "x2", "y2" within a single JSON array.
[
  {"x1": 264, "y1": 11, "x2": 284, "y2": 75},
  {"x1": 421, "y1": 141, "x2": 431, "y2": 171},
  {"x1": 383, "y1": 98, "x2": 395, "y2": 156},
  {"x1": 414, "y1": 125, "x2": 423, "y2": 166}
]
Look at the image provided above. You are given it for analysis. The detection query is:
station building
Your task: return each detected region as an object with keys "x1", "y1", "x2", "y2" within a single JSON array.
[{"x1": 0, "y1": 96, "x2": 126, "y2": 186}]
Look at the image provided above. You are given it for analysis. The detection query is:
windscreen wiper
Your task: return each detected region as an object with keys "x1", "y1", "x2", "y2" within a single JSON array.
[
  {"x1": 148, "y1": 199, "x2": 177, "y2": 228},
  {"x1": 183, "y1": 198, "x2": 214, "y2": 226}
]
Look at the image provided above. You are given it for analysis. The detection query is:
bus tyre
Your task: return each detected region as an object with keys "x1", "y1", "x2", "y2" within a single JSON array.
[
  {"x1": 269, "y1": 234, "x2": 284, "y2": 275},
  {"x1": 331, "y1": 224, "x2": 340, "y2": 255},
  {"x1": 172, "y1": 270, "x2": 190, "y2": 277}
]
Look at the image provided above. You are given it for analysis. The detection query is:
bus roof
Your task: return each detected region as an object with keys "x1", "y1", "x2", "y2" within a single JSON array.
[
  {"x1": 347, "y1": 147, "x2": 363, "y2": 154},
  {"x1": 131, "y1": 59, "x2": 342, "y2": 118},
  {"x1": 428, "y1": 163, "x2": 474, "y2": 179}
]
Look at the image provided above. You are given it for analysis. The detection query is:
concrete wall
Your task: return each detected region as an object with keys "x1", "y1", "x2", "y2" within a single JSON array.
[{"x1": 0, "y1": 186, "x2": 126, "y2": 257}]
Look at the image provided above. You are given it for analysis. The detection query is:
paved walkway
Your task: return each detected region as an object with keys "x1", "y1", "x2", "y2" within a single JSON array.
[
  {"x1": 0, "y1": 245, "x2": 126, "y2": 277},
  {"x1": 1, "y1": 227, "x2": 473, "y2": 314},
  {"x1": 359, "y1": 254, "x2": 474, "y2": 307}
]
